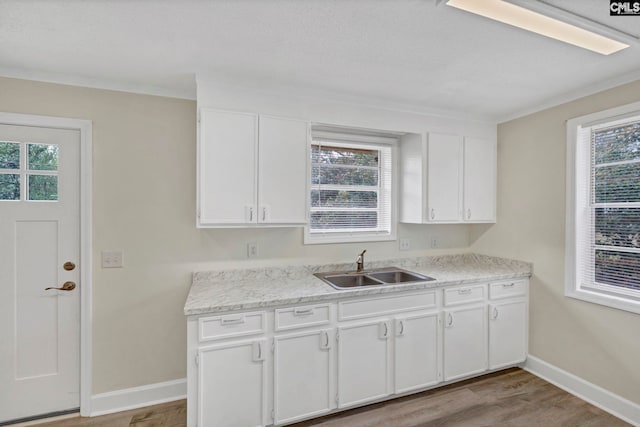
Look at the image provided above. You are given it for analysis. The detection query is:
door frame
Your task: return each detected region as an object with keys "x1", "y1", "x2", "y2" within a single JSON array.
[{"x1": 0, "y1": 112, "x2": 93, "y2": 416}]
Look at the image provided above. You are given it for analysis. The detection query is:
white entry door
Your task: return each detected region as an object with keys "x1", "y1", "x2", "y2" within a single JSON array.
[{"x1": 0, "y1": 124, "x2": 81, "y2": 423}]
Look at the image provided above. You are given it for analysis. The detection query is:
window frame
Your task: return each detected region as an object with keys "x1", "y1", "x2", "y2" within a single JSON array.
[
  {"x1": 566, "y1": 100, "x2": 640, "y2": 314},
  {"x1": 304, "y1": 129, "x2": 398, "y2": 245}
]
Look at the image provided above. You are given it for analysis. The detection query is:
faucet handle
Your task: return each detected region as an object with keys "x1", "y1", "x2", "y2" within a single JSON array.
[{"x1": 359, "y1": 249, "x2": 366, "y2": 257}]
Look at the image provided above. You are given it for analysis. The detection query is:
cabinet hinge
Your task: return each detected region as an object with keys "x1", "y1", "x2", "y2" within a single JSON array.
[
  {"x1": 335, "y1": 393, "x2": 339, "y2": 404},
  {"x1": 195, "y1": 354, "x2": 199, "y2": 366},
  {"x1": 271, "y1": 409, "x2": 275, "y2": 421},
  {"x1": 336, "y1": 331, "x2": 339, "y2": 341},
  {"x1": 271, "y1": 340, "x2": 275, "y2": 353}
]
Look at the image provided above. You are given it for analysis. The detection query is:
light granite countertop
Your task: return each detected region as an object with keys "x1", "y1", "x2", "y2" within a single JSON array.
[{"x1": 184, "y1": 253, "x2": 532, "y2": 316}]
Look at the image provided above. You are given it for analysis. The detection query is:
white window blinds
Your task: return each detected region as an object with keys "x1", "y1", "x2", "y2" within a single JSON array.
[
  {"x1": 575, "y1": 115, "x2": 640, "y2": 296},
  {"x1": 308, "y1": 131, "x2": 394, "y2": 241}
]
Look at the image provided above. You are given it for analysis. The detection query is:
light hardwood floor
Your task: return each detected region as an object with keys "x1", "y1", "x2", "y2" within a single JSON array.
[{"x1": 25, "y1": 369, "x2": 629, "y2": 427}]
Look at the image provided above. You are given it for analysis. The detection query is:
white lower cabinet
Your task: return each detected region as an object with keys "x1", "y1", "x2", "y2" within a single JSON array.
[
  {"x1": 337, "y1": 320, "x2": 391, "y2": 408},
  {"x1": 187, "y1": 279, "x2": 529, "y2": 427},
  {"x1": 198, "y1": 339, "x2": 267, "y2": 427},
  {"x1": 394, "y1": 312, "x2": 440, "y2": 393},
  {"x1": 443, "y1": 305, "x2": 487, "y2": 381},
  {"x1": 488, "y1": 280, "x2": 528, "y2": 370},
  {"x1": 273, "y1": 329, "x2": 334, "y2": 424}
]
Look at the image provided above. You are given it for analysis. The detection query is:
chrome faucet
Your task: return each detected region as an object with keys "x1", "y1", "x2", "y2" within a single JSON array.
[{"x1": 356, "y1": 249, "x2": 367, "y2": 273}]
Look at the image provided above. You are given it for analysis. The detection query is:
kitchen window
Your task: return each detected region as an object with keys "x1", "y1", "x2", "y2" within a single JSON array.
[
  {"x1": 305, "y1": 127, "x2": 397, "y2": 244},
  {"x1": 566, "y1": 101, "x2": 640, "y2": 314}
]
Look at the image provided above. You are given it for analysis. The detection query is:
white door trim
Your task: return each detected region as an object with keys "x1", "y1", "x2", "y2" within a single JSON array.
[{"x1": 0, "y1": 112, "x2": 93, "y2": 417}]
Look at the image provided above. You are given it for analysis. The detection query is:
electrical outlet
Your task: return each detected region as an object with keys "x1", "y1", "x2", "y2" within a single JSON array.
[
  {"x1": 247, "y1": 242, "x2": 258, "y2": 258},
  {"x1": 399, "y1": 238, "x2": 411, "y2": 251},
  {"x1": 102, "y1": 250, "x2": 123, "y2": 268},
  {"x1": 430, "y1": 237, "x2": 439, "y2": 249}
]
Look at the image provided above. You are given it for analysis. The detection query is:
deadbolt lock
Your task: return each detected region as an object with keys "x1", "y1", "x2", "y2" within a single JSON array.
[{"x1": 63, "y1": 261, "x2": 76, "y2": 271}]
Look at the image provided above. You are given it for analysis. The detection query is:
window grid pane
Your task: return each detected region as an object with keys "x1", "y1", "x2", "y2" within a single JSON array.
[
  {"x1": 309, "y1": 139, "x2": 392, "y2": 235},
  {"x1": 589, "y1": 117, "x2": 640, "y2": 292},
  {"x1": 0, "y1": 142, "x2": 20, "y2": 170}
]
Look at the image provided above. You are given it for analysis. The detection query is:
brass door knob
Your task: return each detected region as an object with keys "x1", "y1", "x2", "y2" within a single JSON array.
[{"x1": 45, "y1": 281, "x2": 76, "y2": 291}]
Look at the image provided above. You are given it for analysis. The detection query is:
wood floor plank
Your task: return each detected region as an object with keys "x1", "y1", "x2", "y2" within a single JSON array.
[{"x1": 26, "y1": 369, "x2": 630, "y2": 427}]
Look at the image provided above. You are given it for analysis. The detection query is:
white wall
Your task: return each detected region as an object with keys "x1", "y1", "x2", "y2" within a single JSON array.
[
  {"x1": 0, "y1": 76, "x2": 485, "y2": 395},
  {"x1": 470, "y1": 79, "x2": 640, "y2": 405}
]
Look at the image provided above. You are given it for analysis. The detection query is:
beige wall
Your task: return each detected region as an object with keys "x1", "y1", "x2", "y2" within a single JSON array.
[
  {"x1": 470, "y1": 79, "x2": 640, "y2": 405},
  {"x1": 0, "y1": 76, "x2": 470, "y2": 394}
]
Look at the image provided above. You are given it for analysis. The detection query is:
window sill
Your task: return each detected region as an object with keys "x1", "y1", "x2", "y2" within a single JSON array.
[
  {"x1": 566, "y1": 288, "x2": 640, "y2": 315},
  {"x1": 304, "y1": 230, "x2": 397, "y2": 245}
]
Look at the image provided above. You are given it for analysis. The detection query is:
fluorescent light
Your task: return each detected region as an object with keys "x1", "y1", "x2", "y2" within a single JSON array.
[{"x1": 446, "y1": 0, "x2": 629, "y2": 55}]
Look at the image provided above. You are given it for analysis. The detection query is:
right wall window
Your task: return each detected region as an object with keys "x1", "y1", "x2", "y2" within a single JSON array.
[{"x1": 567, "y1": 102, "x2": 640, "y2": 314}]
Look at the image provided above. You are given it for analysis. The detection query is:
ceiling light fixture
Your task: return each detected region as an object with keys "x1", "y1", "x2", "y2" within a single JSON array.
[{"x1": 445, "y1": 0, "x2": 630, "y2": 55}]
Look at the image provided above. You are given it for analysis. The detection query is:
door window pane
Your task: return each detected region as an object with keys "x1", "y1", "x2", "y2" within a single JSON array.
[
  {"x1": 0, "y1": 174, "x2": 20, "y2": 200},
  {"x1": 28, "y1": 175, "x2": 58, "y2": 201},
  {"x1": 28, "y1": 144, "x2": 58, "y2": 171},
  {"x1": 0, "y1": 142, "x2": 20, "y2": 169}
]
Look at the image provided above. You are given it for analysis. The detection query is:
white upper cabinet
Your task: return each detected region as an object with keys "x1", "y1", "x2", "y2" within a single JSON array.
[
  {"x1": 258, "y1": 115, "x2": 308, "y2": 224},
  {"x1": 198, "y1": 109, "x2": 257, "y2": 226},
  {"x1": 399, "y1": 132, "x2": 496, "y2": 224},
  {"x1": 427, "y1": 133, "x2": 462, "y2": 222},
  {"x1": 198, "y1": 109, "x2": 308, "y2": 227},
  {"x1": 463, "y1": 137, "x2": 496, "y2": 222}
]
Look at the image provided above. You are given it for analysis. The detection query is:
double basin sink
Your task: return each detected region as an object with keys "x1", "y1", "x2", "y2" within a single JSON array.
[{"x1": 314, "y1": 267, "x2": 435, "y2": 290}]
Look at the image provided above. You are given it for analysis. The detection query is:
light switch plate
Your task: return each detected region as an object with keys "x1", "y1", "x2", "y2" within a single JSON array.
[
  {"x1": 399, "y1": 238, "x2": 411, "y2": 251},
  {"x1": 247, "y1": 242, "x2": 258, "y2": 258},
  {"x1": 102, "y1": 250, "x2": 123, "y2": 268}
]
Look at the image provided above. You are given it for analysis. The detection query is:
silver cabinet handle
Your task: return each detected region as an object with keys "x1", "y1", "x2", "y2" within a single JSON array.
[
  {"x1": 249, "y1": 207, "x2": 254, "y2": 222},
  {"x1": 447, "y1": 312, "x2": 453, "y2": 327},
  {"x1": 379, "y1": 322, "x2": 389, "y2": 339},
  {"x1": 503, "y1": 283, "x2": 515, "y2": 288},
  {"x1": 431, "y1": 208, "x2": 435, "y2": 220},
  {"x1": 399, "y1": 320, "x2": 405, "y2": 336},
  {"x1": 493, "y1": 307, "x2": 499, "y2": 320},
  {"x1": 293, "y1": 307, "x2": 314, "y2": 316},
  {"x1": 322, "y1": 331, "x2": 330, "y2": 349},
  {"x1": 458, "y1": 288, "x2": 472, "y2": 295},
  {"x1": 253, "y1": 341, "x2": 264, "y2": 362},
  {"x1": 221, "y1": 316, "x2": 244, "y2": 325}
]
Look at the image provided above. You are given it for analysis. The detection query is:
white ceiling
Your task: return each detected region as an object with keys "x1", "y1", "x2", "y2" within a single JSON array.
[{"x1": 1, "y1": 0, "x2": 639, "y2": 122}]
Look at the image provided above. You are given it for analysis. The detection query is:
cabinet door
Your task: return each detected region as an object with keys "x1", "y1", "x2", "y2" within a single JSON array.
[
  {"x1": 443, "y1": 306, "x2": 487, "y2": 381},
  {"x1": 463, "y1": 137, "x2": 496, "y2": 222},
  {"x1": 489, "y1": 300, "x2": 527, "y2": 369},
  {"x1": 338, "y1": 321, "x2": 391, "y2": 408},
  {"x1": 258, "y1": 115, "x2": 308, "y2": 224},
  {"x1": 274, "y1": 329, "x2": 333, "y2": 424},
  {"x1": 394, "y1": 312, "x2": 440, "y2": 393},
  {"x1": 199, "y1": 109, "x2": 257, "y2": 225},
  {"x1": 198, "y1": 339, "x2": 267, "y2": 427},
  {"x1": 427, "y1": 133, "x2": 461, "y2": 222}
]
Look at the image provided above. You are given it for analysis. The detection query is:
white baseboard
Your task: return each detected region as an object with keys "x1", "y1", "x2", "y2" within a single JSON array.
[
  {"x1": 90, "y1": 378, "x2": 186, "y2": 417},
  {"x1": 525, "y1": 356, "x2": 640, "y2": 426}
]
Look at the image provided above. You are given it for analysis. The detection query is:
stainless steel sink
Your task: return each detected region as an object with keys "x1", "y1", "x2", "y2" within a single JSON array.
[
  {"x1": 314, "y1": 267, "x2": 435, "y2": 290},
  {"x1": 367, "y1": 270, "x2": 429, "y2": 284}
]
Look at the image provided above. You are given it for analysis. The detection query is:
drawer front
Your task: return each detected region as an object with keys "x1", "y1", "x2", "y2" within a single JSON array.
[
  {"x1": 275, "y1": 304, "x2": 331, "y2": 331},
  {"x1": 489, "y1": 280, "x2": 527, "y2": 300},
  {"x1": 339, "y1": 291, "x2": 437, "y2": 321},
  {"x1": 199, "y1": 311, "x2": 266, "y2": 342},
  {"x1": 443, "y1": 285, "x2": 485, "y2": 306}
]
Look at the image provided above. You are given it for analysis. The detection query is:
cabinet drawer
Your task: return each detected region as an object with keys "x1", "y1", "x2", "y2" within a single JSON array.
[
  {"x1": 443, "y1": 285, "x2": 485, "y2": 306},
  {"x1": 199, "y1": 311, "x2": 266, "y2": 342},
  {"x1": 489, "y1": 280, "x2": 527, "y2": 300},
  {"x1": 275, "y1": 304, "x2": 331, "y2": 331},
  {"x1": 339, "y1": 291, "x2": 437, "y2": 321}
]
